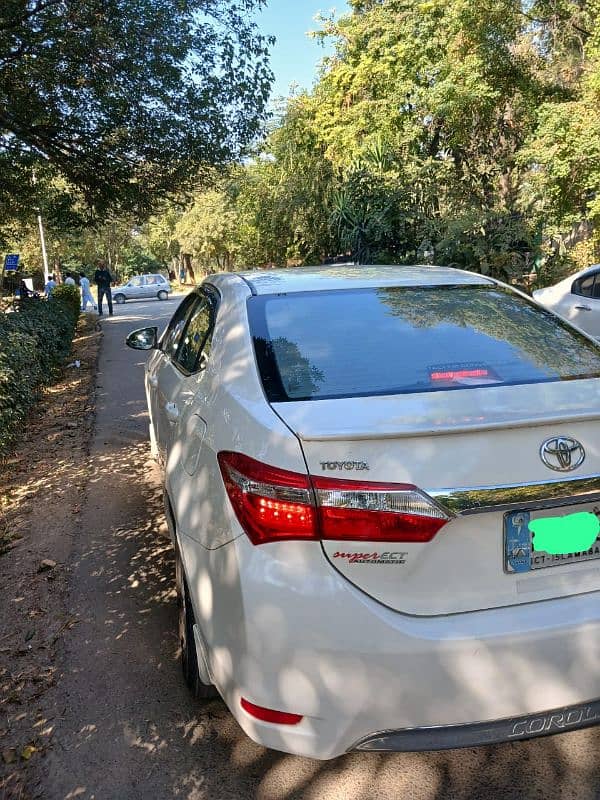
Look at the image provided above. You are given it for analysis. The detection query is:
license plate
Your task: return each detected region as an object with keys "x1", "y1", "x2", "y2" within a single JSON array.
[{"x1": 504, "y1": 507, "x2": 600, "y2": 573}]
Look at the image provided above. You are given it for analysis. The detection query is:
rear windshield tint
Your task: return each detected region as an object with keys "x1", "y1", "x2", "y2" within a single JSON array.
[{"x1": 249, "y1": 286, "x2": 600, "y2": 402}]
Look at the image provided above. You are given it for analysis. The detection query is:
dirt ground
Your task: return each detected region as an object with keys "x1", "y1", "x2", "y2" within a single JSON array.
[{"x1": 0, "y1": 314, "x2": 102, "y2": 799}]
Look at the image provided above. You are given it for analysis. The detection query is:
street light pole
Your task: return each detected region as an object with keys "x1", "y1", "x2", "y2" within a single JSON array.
[
  {"x1": 31, "y1": 170, "x2": 50, "y2": 284},
  {"x1": 37, "y1": 210, "x2": 50, "y2": 284}
]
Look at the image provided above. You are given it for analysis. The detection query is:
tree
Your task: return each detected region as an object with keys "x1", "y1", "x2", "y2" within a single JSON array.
[
  {"x1": 0, "y1": 0, "x2": 273, "y2": 218},
  {"x1": 175, "y1": 189, "x2": 240, "y2": 272},
  {"x1": 146, "y1": 207, "x2": 182, "y2": 270},
  {"x1": 517, "y1": 1, "x2": 600, "y2": 268},
  {"x1": 234, "y1": 98, "x2": 337, "y2": 266},
  {"x1": 44, "y1": 0, "x2": 598, "y2": 282}
]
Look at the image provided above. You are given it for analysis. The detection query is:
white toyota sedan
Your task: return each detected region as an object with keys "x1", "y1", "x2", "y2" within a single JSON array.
[
  {"x1": 127, "y1": 265, "x2": 600, "y2": 759},
  {"x1": 533, "y1": 264, "x2": 600, "y2": 339}
]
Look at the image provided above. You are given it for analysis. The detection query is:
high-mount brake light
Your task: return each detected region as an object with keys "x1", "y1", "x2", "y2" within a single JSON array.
[
  {"x1": 430, "y1": 368, "x2": 490, "y2": 381},
  {"x1": 218, "y1": 452, "x2": 450, "y2": 546}
]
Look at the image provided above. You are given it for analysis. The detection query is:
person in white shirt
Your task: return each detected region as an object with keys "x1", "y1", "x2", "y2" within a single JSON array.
[
  {"x1": 64, "y1": 273, "x2": 76, "y2": 286},
  {"x1": 79, "y1": 272, "x2": 96, "y2": 311},
  {"x1": 44, "y1": 275, "x2": 57, "y2": 298}
]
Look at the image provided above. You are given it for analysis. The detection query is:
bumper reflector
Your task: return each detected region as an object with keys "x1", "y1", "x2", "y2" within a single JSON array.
[{"x1": 241, "y1": 697, "x2": 303, "y2": 725}]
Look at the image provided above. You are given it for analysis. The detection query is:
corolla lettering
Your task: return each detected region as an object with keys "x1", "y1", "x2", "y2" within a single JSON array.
[{"x1": 508, "y1": 706, "x2": 599, "y2": 738}]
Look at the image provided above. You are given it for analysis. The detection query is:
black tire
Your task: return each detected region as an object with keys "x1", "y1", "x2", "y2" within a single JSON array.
[
  {"x1": 157, "y1": 290, "x2": 168, "y2": 300},
  {"x1": 114, "y1": 293, "x2": 126, "y2": 304},
  {"x1": 176, "y1": 553, "x2": 217, "y2": 699}
]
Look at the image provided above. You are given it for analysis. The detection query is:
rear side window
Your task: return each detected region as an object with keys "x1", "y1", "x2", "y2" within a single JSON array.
[
  {"x1": 175, "y1": 297, "x2": 213, "y2": 374},
  {"x1": 161, "y1": 294, "x2": 197, "y2": 359},
  {"x1": 249, "y1": 286, "x2": 600, "y2": 402},
  {"x1": 573, "y1": 272, "x2": 600, "y2": 299}
]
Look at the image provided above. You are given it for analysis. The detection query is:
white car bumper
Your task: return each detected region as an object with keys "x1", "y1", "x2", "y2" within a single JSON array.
[{"x1": 186, "y1": 537, "x2": 600, "y2": 759}]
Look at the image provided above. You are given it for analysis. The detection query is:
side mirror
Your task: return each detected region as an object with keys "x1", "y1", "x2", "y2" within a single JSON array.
[{"x1": 126, "y1": 327, "x2": 158, "y2": 350}]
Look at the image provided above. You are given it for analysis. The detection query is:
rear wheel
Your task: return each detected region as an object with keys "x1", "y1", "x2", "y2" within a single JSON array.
[
  {"x1": 114, "y1": 293, "x2": 126, "y2": 304},
  {"x1": 157, "y1": 290, "x2": 168, "y2": 300},
  {"x1": 176, "y1": 551, "x2": 217, "y2": 699}
]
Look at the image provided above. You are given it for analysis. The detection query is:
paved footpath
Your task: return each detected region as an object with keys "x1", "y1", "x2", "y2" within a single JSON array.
[{"x1": 35, "y1": 298, "x2": 600, "y2": 800}]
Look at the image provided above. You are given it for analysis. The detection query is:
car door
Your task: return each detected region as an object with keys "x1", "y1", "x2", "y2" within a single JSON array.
[
  {"x1": 143, "y1": 275, "x2": 159, "y2": 298},
  {"x1": 165, "y1": 288, "x2": 218, "y2": 546},
  {"x1": 147, "y1": 293, "x2": 199, "y2": 461},
  {"x1": 126, "y1": 275, "x2": 144, "y2": 299},
  {"x1": 559, "y1": 270, "x2": 600, "y2": 338}
]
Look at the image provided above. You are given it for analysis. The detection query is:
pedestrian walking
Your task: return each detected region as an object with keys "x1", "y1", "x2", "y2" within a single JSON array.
[
  {"x1": 64, "y1": 272, "x2": 76, "y2": 286},
  {"x1": 179, "y1": 265, "x2": 185, "y2": 285},
  {"x1": 44, "y1": 274, "x2": 57, "y2": 298},
  {"x1": 94, "y1": 260, "x2": 114, "y2": 316},
  {"x1": 79, "y1": 272, "x2": 97, "y2": 311}
]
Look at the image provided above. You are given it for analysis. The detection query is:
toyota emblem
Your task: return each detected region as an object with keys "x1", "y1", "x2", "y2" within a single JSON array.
[{"x1": 540, "y1": 437, "x2": 586, "y2": 472}]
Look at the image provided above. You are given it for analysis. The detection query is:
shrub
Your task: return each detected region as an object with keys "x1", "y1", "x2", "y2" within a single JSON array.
[
  {"x1": 52, "y1": 284, "x2": 81, "y2": 318},
  {"x1": 0, "y1": 294, "x2": 80, "y2": 456}
]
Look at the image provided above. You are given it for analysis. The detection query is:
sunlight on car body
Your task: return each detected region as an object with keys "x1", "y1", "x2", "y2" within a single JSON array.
[{"x1": 128, "y1": 265, "x2": 600, "y2": 760}]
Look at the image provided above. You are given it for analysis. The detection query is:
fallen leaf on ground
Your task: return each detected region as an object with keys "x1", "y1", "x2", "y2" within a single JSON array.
[{"x1": 20, "y1": 744, "x2": 36, "y2": 760}]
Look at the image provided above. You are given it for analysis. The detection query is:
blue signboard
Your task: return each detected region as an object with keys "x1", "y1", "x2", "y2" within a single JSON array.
[{"x1": 4, "y1": 254, "x2": 19, "y2": 271}]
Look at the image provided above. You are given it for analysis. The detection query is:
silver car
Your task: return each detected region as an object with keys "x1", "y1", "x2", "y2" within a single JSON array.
[{"x1": 113, "y1": 273, "x2": 171, "y2": 304}]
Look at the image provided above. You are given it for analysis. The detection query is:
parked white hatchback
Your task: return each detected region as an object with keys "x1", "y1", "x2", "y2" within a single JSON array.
[
  {"x1": 533, "y1": 264, "x2": 600, "y2": 338},
  {"x1": 127, "y1": 265, "x2": 600, "y2": 759}
]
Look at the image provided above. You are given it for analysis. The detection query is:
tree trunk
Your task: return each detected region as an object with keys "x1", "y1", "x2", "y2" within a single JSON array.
[{"x1": 182, "y1": 253, "x2": 195, "y2": 284}]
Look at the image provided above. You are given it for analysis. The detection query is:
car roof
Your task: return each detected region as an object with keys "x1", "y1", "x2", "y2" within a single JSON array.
[{"x1": 219, "y1": 264, "x2": 494, "y2": 295}]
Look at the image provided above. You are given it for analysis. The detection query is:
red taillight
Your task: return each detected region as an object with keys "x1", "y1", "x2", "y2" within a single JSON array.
[
  {"x1": 240, "y1": 697, "x2": 303, "y2": 725},
  {"x1": 218, "y1": 451, "x2": 450, "y2": 546},
  {"x1": 217, "y1": 452, "x2": 317, "y2": 545},
  {"x1": 313, "y1": 476, "x2": 448, "y2": 543}
]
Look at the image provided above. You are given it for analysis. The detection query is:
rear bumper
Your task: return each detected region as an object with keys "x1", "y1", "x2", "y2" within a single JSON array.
[
  {"x1": 191, "y1": 536, "x2": 600, "y2": 759},
  {"x1": 351, "y1": 698, "x2": 600, "y2": 752}
]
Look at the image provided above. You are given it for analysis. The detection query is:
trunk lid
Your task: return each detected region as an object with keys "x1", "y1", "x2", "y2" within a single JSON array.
[{"x1": 273, "y1": 380, "x2": 600, "y2": 615}]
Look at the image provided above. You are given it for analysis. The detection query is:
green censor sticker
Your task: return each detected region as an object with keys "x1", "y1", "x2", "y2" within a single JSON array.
[{"x1": 528, "y1": 512, "x2": 600, "y2": 556}]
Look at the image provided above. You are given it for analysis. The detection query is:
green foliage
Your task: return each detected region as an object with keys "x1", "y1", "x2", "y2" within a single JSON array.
[
  {"x1": 120, "y1": 253, "x2": 164, "y2": 281},
  {"x1": 0, "y1": 295, "x2": 79, "y2": 456},
  {"x1": 175, "y1": 189, "x2": 240, "y2": 271},
  {"x1": 8, "y1": 0, "x2": 598, "y2": 281},
  {"x1": 52, "y1": 285, "x2": 81, "y2": 319},
  {"x1": 0, "y1": 0, "x2": 273, "y2": 220}
]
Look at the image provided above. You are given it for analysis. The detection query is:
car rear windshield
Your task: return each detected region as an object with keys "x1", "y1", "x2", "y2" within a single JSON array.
[{"x1": 249, "y1": 285, "x2": 600, "y2": 402}]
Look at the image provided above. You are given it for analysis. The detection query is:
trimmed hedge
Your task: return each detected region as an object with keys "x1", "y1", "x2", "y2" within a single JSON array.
[
  {"x1": 0, "y1": 287, "x2": 80, "y2": 456},
  {"x1": 52, "y1": 284, "x2": 82, "y2": 318}
]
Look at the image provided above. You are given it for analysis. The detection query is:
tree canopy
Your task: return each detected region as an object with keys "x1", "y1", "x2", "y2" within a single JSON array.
[
  {"x1": 4, "y1": 0, "x2": 600, "y2": 284},
  {"x1": 0, "y1": 0, "x2": 273, "y2": 219}
]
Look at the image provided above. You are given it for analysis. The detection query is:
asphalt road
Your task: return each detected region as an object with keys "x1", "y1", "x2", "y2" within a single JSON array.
[{"x1": 36, "y1": 296, "x2": 600, "y2": 800}]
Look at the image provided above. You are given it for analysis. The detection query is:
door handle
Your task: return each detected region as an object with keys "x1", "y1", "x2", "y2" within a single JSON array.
[
  {"x1": 148, "y1": 374, "x2": 159, "y2": 388},
  {"x1": 575, "y1": 305, "x2": 592, "y2": 311},
  {"x1": 165, "y1": 402, "x2": 180, "y2": 423}
]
